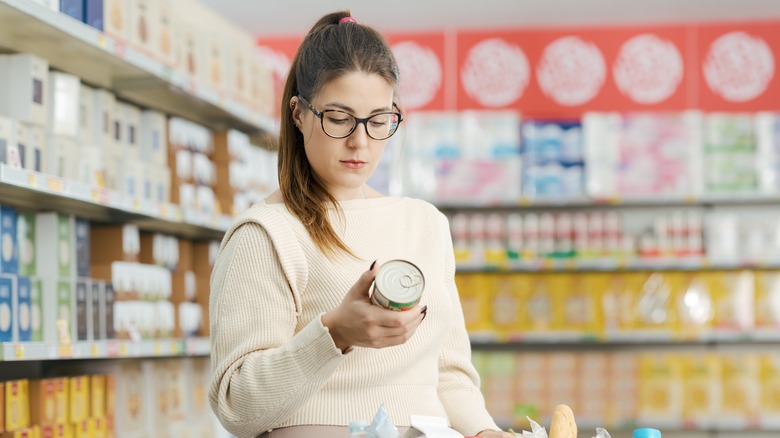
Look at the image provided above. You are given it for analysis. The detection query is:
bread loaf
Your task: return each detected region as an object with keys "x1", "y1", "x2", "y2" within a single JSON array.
[{"x1": 548, "y1": 404, "x2": 577, "y2": 438}]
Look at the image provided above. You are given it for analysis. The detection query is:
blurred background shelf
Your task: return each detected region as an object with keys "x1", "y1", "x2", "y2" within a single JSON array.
[
  {"x1": 0, "y1": 163, "x2": 229, "y2": 239},
  {"x1": 0, "y1": 337, "x2": 210, "y2": 362},
  {"x1": 0, "y1": 0, "x2": 274, "y2": 135}
]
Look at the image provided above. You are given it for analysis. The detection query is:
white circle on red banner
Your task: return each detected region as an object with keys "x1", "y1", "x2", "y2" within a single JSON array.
[
  {"x1": 537, "y1": 36, "x2": 606, "y2": 106},
  {"x1": 461, "y1": 38, "x2": 530, "y2": 107},
  {"x1": 613, "y1": 34, "x2": 684, "y2": 105},
  {"x1": 392, "y1": 41, "x2": 443, "y2": 109},
  {"x1": 703, "y1": 31, "x2": 775, "y2": 103}
]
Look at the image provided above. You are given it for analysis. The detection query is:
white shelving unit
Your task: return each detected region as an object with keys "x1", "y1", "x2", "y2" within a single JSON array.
[
  {"x1": 0, "y1": 163, "x2": 231, "y2": 239},
  {"x1": 0, "y1": 337, "x2": 210, "y2": 362},
  {"x1": 0, "y1": 0, "x2": 276, "y2": 135}
]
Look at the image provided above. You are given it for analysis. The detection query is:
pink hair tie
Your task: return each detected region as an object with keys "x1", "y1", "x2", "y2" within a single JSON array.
[{"x1": 339, "y1": 16, "x2": 358, "y2": 24}]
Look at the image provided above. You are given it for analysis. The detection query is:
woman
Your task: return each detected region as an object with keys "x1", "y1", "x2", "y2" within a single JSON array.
[{"x1": 209, "y1": 10, "x2": 514, "y2": 438}]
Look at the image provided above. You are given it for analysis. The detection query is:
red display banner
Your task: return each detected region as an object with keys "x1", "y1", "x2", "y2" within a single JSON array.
[
  {"x1": 697, "y1": 21, "x2": 780, "y2": 111},
  {"x1": 387, "y1": 32, "x2": 448, "y2": 111},
  {"x1": 456, "y1": 26, "x2": 694, "y2": 116},
  {"x1": 256, "y1": 36, "x2": 302, "y2": 117}
]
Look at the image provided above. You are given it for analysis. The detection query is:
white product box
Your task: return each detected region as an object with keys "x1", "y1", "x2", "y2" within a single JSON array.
[
  {"x1": 118, "y1": 160, "x2": 143, "y2": 198},
  {"x1": 204, "y1": 32, "x2": 227, "y2": 93},
  {"x1": 227, "y1": 31, "x2": 253, "y2": 105},
  {"x1": 176, "y1": 8, "x2": 205, "y2": 84},
  {"x1": 0, "y1": 116, "x2": 21, "y2": 168},
  {"x1": 35, "y1": 212, "x2": 74, "y2": 279},
  {"x1": 123, "y1": 103, "x2": 141, "y2": 162},
  {"x1": 250, "y1": 56, "x2": 274, "y2": 116},
  {"x1": 129, "y1": 0, "x2": 157, "y2": 56},
  {"x1": 13, "y1": 121, "x2": 28, "y2": 170},
  {"x1": 0, "y1": 274, "x2": 15, "y2": 342},
  {"x1": 111, "y1": 102, "x2": 128, "y2": 158},
  {"x1": 46, "y1": 135, "x2": 79, "y2": 179},
  {"x1": 47, "y1": 71, "x2": 81, "y2": 139},
  {"x1": 0, "y1": 54, "x2": 49, "y2": 127},
  {"x1": 93, "y1": 89, "x2": 116, "y2": 152},
  {"x1": 140, "y1": 110, "x2": 167, "y2": 165},
  {"x1": 25, "y1": 123, "x2": 45, "y2": 173},
  {"x1": 156, "y1": 166, "x2": 172, "y2": 204},
  {"x1": 78, "y1": 145, "x2": 106, "y2": 188},
  {"x1": 79, "y1": 84, "x2": 96, "y2": 147}
]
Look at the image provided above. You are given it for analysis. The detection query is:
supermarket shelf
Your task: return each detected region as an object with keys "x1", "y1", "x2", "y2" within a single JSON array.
[
  {"x1": 437, "y1": 194, "x2": 780, "y2": 210},
  {"x1": 0, "y1": 0, "x2": 275, "y2": 135},
  {"x1": 0, "y1": 164, "x2": 231, "y2": 239},
  {"x1": 0, "y1": 337, "x2": 210, "y2": 361},
  {"x1": 456, "y1": 257, "x2": 780, "y2": 273},
  {"x1": 470, "y1": 330, "x2": 780, "y2": 348}
]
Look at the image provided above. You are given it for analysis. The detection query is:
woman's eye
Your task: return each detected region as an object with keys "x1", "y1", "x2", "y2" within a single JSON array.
[
  {"x1": 327, "y1": 117, "x2": 349, "y2": 125},
  {"x1": 370, "y1": 120, "x2": 388, "y2": 127}
]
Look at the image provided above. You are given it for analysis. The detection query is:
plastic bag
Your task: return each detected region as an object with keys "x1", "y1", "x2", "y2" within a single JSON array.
[
  {"x1": 369, "y1": 404, "x2": 399, "y2": 438},
  {"x1": 521, "y1": 417, "x2": 548, "y2": 438},
  {"x1": 592, "y1": 427, "x2": 612, "y2": 438}
]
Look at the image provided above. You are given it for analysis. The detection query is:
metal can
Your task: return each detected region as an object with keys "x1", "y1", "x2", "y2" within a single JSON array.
[{"x1": 370, "y1": 259, "x2": 425, "y2": 311}]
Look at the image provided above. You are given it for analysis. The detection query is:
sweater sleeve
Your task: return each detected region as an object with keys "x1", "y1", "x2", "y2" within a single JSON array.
[
  {"x1": 208, "y1": 223, "x2": 346, "y2": 438},
  {"x1": 435, "y1": 214, "x2": 501, "y2": 436}
]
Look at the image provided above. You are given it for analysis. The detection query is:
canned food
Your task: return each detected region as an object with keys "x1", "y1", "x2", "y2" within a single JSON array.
[{"x1": 371, "y1": 259, "x2": 425, "y2": 311}]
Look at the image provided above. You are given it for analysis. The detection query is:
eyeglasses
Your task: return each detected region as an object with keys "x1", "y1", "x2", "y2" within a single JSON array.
[{"x1": 297, "y1": 95, "x2": 403, "y2": 140}]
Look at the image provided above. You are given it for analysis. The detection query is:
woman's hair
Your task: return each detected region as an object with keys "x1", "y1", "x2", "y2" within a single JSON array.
[{"x1": 278, "y1": 10, "x2": 400, "y2": 257}]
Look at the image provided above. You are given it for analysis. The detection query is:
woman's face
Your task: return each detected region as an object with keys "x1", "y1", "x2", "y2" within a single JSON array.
[{"x1": 293, "y1": 71, "x2": 395, "y2": 200}]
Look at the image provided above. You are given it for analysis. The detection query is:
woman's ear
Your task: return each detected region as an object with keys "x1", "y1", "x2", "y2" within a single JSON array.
[{"x1": 290, "y1": 96, "x2": 303, "y2": 128}]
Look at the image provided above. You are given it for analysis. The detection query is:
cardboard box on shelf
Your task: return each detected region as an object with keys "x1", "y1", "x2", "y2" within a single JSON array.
[
  {"x1": 75, "y1": 278, "x2": 90, "y2": 342},
  {"x1": 1, "y1": 205, "x2": 18, "y2": 275},
  {"x1": 139, "y1": 111, "x2": 167, "y2": 166},
  {"x1": 14, "y1": 276, "x2": 31, "y2": 342},
  {"x1": 79, "y1": 84, "x2": 96, "y2": 147},
  {"x1": 638, "y1": 352, "x2": 684, "y2": 424},
  {"x1": 122, "y1": 104, "x2": 141, "y2": 162},
  {"x1": 41, "y1": 277, "x2": 74, "y2": 343},
  {"x1": 92, "y1": 89, "x2": 116, "y2": 153},
  {"x1": 47, "y1": 72, "x2": 81, "y2": 139},
  {"x1": 69, "y1": 377, "x2": 90, "y2": 425},
  {"x1": 90, "y1": 375, "x2": 106, "y2": 419},
  {"x1": 0, "y1": 116, "x2": 15, "y2": 168},
  {"x1": 35, "y1": 213, "x2": 74, "y2": 279},
  {"x1": 0, "y1": 54, "x2": 49, "y2": 127},
  {"x1": 5, "y1": 379, "x2": 30, "y2": 432},
  {"x1": 17, "y1": 211, "x2": 36, "y2": 278},
  {"x1": 128, "y1": 0, "x2": 157, "y2": 56},
  {"x1": 29, "y1": 379, "x2": 59, "y2": 426},
  {"x1": 0, "y1": 275, "x2": 15, "y2": 342},
  {"x1": 114, "y1": 362, "x2": 145, "y2": 436},
  {"x1": 23, "y1": 124, "x2": 44, "y2": 173},
  {"x1": 155, "y1": 0, "x2": 174, "y2": 66},
  {"x1": 8, "y1": 121, "x2": 25, "y2": 170},
  {"x1": 90, "y1": 225, "x2": 140, "y2": 265},
  {"x1": 27, "y1": 276, "x2": 43, "y2": 342}
]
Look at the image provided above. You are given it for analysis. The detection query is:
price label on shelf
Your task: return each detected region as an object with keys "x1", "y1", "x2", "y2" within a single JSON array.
[
  {"x1": 14, "y1": 344, "x2": 24, "y2": 359},
  {"x1": 27, "y1": 172, "x2": 38, "y2": 188},
  {"x1": 46, "y1": 177, "x2": 65, "y2": 193},
  {"x1": 120, "y1": 343, "x2": 129, "y2": 357},
  {"x1": 154, "y1": 342, "x2": 162, "y2": 356},
  {"x1": 170, "y1": 342, "x2": 180, "y2": 355},
  {"x1": 91, "y1": 343, "x2": 100, "y2": 358},
  {"x1": 97, "y1": 34, "x2": 107, "y2": 49},
  {"x1": 59, "y1": 343, "x2": 73, "y2": 358}
]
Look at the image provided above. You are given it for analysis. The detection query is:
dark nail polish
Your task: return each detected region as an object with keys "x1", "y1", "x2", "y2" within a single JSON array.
[
  {"x1": 422, "y1": 311, "x2": 427, "y2": 321},
  {"x1": 420, "y1": 305, "x2": 428, "y2": 314},
  {"x1": 370, "y1": 260, "x2": 377, "y2": 270}
]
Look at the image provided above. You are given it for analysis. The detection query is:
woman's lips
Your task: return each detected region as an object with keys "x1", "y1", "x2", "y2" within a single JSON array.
[{"x1": 340, "y1": 160, "x2": 366, "y2": 170}]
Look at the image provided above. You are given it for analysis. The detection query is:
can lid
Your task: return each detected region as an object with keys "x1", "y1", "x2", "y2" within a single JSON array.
[
  {"x1": 633, "y1": 428, "x2": 661, "y2": 438},
  {"x1": 375, "y1": 260, "x2": 425, "y2": 302}
]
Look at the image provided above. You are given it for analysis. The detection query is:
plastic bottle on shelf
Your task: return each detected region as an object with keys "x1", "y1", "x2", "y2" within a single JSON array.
[
  {"x1": 348, "y1": 419, "x2": 370, "y2": 437},
  {"x1": 632, "y1": 428, "x2": 661, "y2": 438}
]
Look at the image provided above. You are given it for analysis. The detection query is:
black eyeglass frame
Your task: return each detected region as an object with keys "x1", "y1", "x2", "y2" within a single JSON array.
[{"x1": 297, "y1": 95, "x2": 404, "y2": 140}]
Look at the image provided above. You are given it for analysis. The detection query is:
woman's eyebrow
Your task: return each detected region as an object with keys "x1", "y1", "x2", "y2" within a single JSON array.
[{"x1": 323, "y1": 102, "x2": 393, "y2": 114}]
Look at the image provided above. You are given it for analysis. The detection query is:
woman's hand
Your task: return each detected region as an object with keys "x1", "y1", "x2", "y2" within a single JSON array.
[{"x1": 321, "y1": 262, "x2": 427, "y2": 352}]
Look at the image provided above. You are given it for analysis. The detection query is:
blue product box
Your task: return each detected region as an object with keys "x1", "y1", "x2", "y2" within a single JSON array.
[
  {"x1": 16, "y1": 275, "x2": 31, "y2": 341},
  {"x1": 0, "y1": 275, "x2": 14, "y2": 342},
  {"x1": 0, "y1": 205, "x2": 19, "y2": 275},
  {"x1": 60, "y1": 0, "x2": 84, "y2": 22},
  {"x1": 84, "y1": 0, "x2": 104, "y2": 31}
]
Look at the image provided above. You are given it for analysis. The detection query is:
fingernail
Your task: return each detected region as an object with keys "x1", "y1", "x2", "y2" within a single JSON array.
[
  {"x1": 370, "y1": 260, "x2": 377, "y2": 270},
  {"x1": 420, "y1": 305, "x2": 428, "y2": 314},
  {"x1": 422, "y1": 311, "x2": 427, "y2": 321}
]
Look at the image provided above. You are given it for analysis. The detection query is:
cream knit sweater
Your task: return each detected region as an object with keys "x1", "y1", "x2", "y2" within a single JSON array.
[{"x1": 209, "y1": 196, "x2": 499, "y2": 438}]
